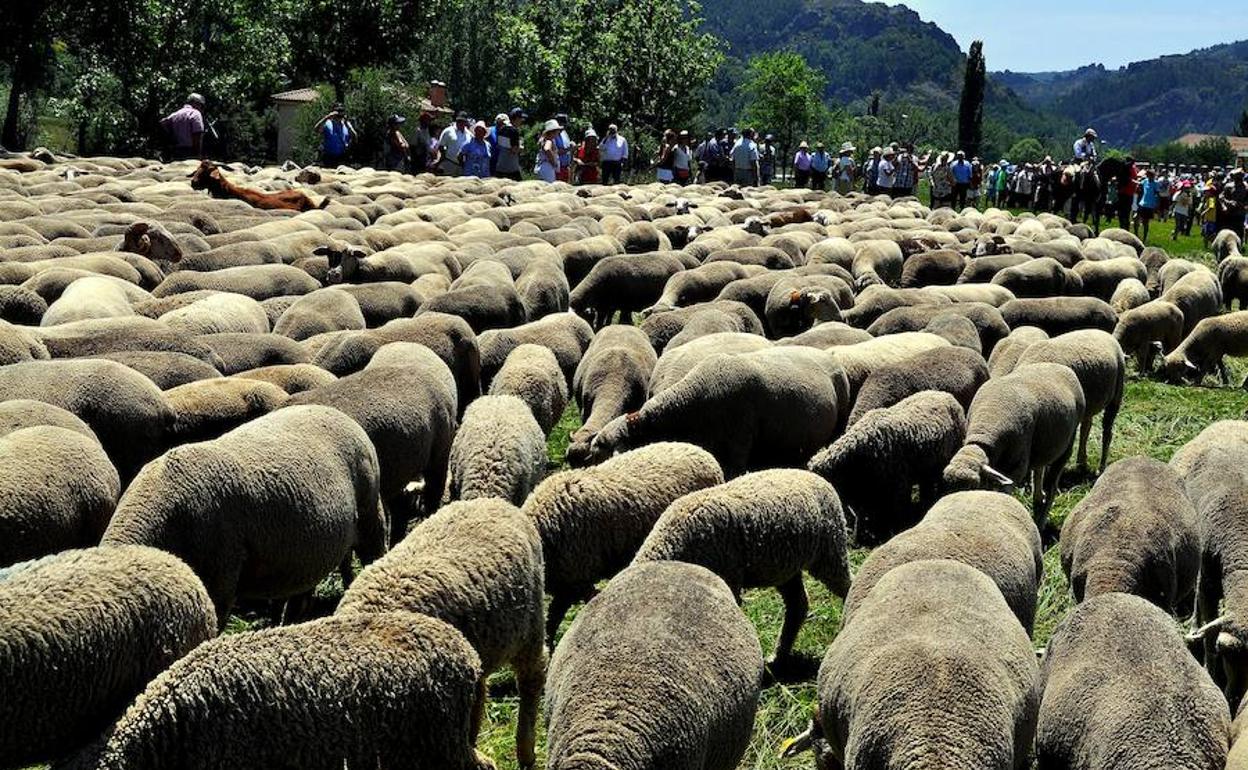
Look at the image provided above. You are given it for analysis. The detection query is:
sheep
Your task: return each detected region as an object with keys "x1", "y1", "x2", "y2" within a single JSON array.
[
  {"x1": 844, "y1": 490, "x2": 1041, "y2": 631},
  {"x1": 159, "y1": 292, "x2": 270, "y2": 336},
  {"x1": 850, "y1": 239, "x2": 904, "y2": 288},
  {"x1": 1109, "y1": 276, "x2": 1150, "y2": 313},
  {"x1": 232, "y1": 362, "x2": 337, "y2": 394},
  {"x1": 31, "y1": 317, "x2": 224, "y2": 368},
  {"x1": 92, "y1": 350, "x2": 222, "y2": 389},
  {"x1": 958, "y1": 253, "x2": 1033, "y2": 283},
  {"x1": 763, "y1": 275, "x2": 844, "y2": 337},
  {"x1": 899, "y1": 249, "x2": 966, "y2": 287},
  {"x1": 587, "y1": 346, "x2": 850, "y2": 477},
  {"x1": 0, "y1": 318, "x2": 50, "y2": 364},
  {"x1": 1072, "y1": 256, "x2": 1148, "y2": 301},
  {"x1": 515, "y1": 258, "x2": 569, "y2": 320},
  {"x1": 999, "y1": 296, "x2": 1118, "y2": 336},
  {"x1": 59, "y1": 612, "x2": 495, "y2": 770},
  {"x1": 1113, "y1": 300, "x2": 1184, "y2": 373},
  {"x1": 568, "y1": 252, "x2": 688, "y2": 328},
  {"x1": 922, "y1": 312, "x2": 982, "y2": 353},
  {"x1": 775, "y1": 322, "x2": 873, "y2": 348},
  {"x1": 101, "y1": 405, "x2": 387, "y2": 625},
  {"x1": 0, "y1": 358, "x2": 173, "y2": 482},
  {"x1": 640, "y1": 299, "x2": 764, "y2": 353},
  {"x1": 1060, "y1": 456, "x2": 1199, "y2": 614},
  {"x1": 41, "y1": 276, "x2": 144, "y2": 326},
  {"x1": 272, "y1": 287, "x2": 367, "y2": 341},
  {"x1": 990, "y1": 257, "x2": 1081, "y2": 297},
  {"x1": 618, "y1": 220, "x2": 671, "y2": 253},
  {"x1": 0, "y1": 425, "x2": 119, "y2": 567},
  {"x1": 1015, "y1": 329, "x2": 1125, "y2": 473},
  {"x1": 922, "y1": 282, "x2": 1017, "y2": 306},
  {"x1": 633, "y1": 469, "x2": 850, "y2": 667},
  {"x1": 545, "y1": 560, "x2": 763, "y2": 770},
  {"x1": 650, "y1": 261, "x2": 762, "y2": 312},
  {"x1": 943, "y1": 362, "x2": 1086, "y2": 530},
  {"x1": 1158, "y1": 257, "x2": 1199, "y2": 295},
  {"x1": 477, "y1": 312, "x2": 594, "y2": 391},
  {"x1": 783, "y1": 559, "x2": 1039, "y2": 770},
  {"x1": 1232, "y1": 701, "x2": 1248, "y2": 768},
  {"x1": 1220, "y1": 256, "x2": 1248, "y2": 311},
  {"x1": 152, "y1": 263, "x2": 320, "y2": 300},
  {"x1": 332, "y1": 281, "x2": 424, "y2": 326},
  {"x1": 488, "y1": 343, "x2": 569, "y2": 434},
  {"x1": 557, "y1": 233, "x2": 624, "y2": 287},
  {"x1": 0, "y1": 284, "x2": 47, "y2": 324},
  {"x1": 0, "y1": 546, "x2": 215, "y2": 769},
  {"x1": 291, "y1": 347, "x2": 458, "y2": 544},
  {"x1": 523, "y1": 442, "x2": 722, "y2": 642},
  {"x1": 826, "y1": 331, "x2": 952, "y2": 397},
  {"x1": 1214, "y1": 228, "x2": 1244, "y2": 260},
  {"x1": 809, "y1": 391, "x2": 968, "y2": 544},
  {"x1": 444, "y1": 395, "x2": 546, "y2": 505},
  {"x1": 848, "y1": 345, "x2": 988, "y2": 425},
  {"x1": 841, "y1": 284, "x2": 952, "y2": 328},
  {"x1": 988, "y1": 325, "x2": 1049, "y2": 377},
  {"x1": 338, "y1": 498, "x2": 545, "y2": 769},
  {"x1": 1162, "y1": 268, "x2": 1223, "y2": 337},
  {"x1": 566, "y1": 325, "x2": 657, "y2": 463},
  {"x1": 1037, "y1": 593, "x2": 1229, "y2": 770},
  {"x1": 163, "y1": 377, "x2": 290, "y2": 445},
  {"x1": 704, "y1": 245, "x2": 795, "y2": 270},
  {"x1": 319, "y1": 242, "x2": 460, "y2": 284},
  {"x1": 1162, "y1": 310, "x2": 1248, "y2": 384},
  {"x1": 867, "y1": 301, "x2": 1009, "y2": 356},
  {"x1": 194, "y1": 330, "x2": 308, "y2": 373},
  {"x1": 0, "y1": 398, "x2": 95, "y2": 439},
  {"x1": 718, "y1": 267, "x2": 855, "y2": 328}
]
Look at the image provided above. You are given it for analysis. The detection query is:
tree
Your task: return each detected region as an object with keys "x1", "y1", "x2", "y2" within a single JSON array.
[
  {"x1": 957, "y1": 40, "x2": 985, "y2": 158},
  {"x1": 1237, "y1": 109, "x2": 1248, "y2": 138},
  {"x1": 739, "y1": 51, "x2": 826, "y2": 167},
  {"x1": 1007, "y1": 137, "x2": 1045, "y2": 162},
  {"x1": 1, "y1": 1, "x2": 65, "y2": 148}
]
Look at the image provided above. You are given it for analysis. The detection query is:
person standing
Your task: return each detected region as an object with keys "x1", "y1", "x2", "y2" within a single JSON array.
[
  {"x1": 1135, "y1": 167, "x2": 1160, "y2": 242},
  {"x1": 1034, "y1": 156, "x2": 1055, "y2": 212},
  {"x1": 892, "y1": 146, "x2": 917, "y2": 198},
  {"x1": 834, "y1": 142, "x2": 856, "y2": 195},
  {"x1": 928, "y1": 153, "x2": 951, "y2": 208},
  {"x1": 1116, "y1": 156, "x2": 1139, "y2": 231},
  {"x1": 555, "y1": 113, "x2": 573, "y2": 182},
  {"x1": 494, "y1": 108, "x2": 525, "y2": 182},
  {"x1": 1201, "y1": 184, "x2": 1221, "y2": 247},
  {"x1": 673, "y1": 131, "x2": 693, "y2": 185},
  {"x1": 863, "y1": 147, "x2": 882, "y2": 195},
  {"x1": 160, "y1": 93, "x2": 207, "y2": 160},
  {"x1": 315, "y1": 103, "x2": 356, "y2": 167},
  {"x1": 460, "y1": 122, "x2": 492, "y2": 178},
  {"x1": 599, "y1": 124, "x2": 628, "y2": 184},
  {"x1": 793, "y1": 141, "x2": 813, "y2": 189},
  {"x1": 950, "y1": 150, "x2": 973, "y2": 210},
  {"x1": 535, "y1": 119, "x2": 561, "y2": 183},
  {"x1": 574, "y1": 129, "x2": 601, "y2": 185},
  {"x1": 436, "y1": 111, "x2": 472, "y2": 175},
  {"x1": 809, "y1": 142, "x2": 830, "y2": 191},
  {"x1": 970, "y1": 157, "x2": 984, "y2": 208},
  {"x1": 731, "y1": 128, "x2": 760, "y2": 187},
  {"x1": 1221, "y1": 168, "x2": 1248, "y2": 240},
  {"x1": 410, "y1": 112, "x2": 434, "y2": 173},
  {"x1": 382, "y1": 115, "x2": 409, "y2": 171},
  {"x1": 655, "y1": 129, "x2": 677, "y2": 184},
  {"x1": 487, "y1": 113, "x2": 507, "y2": 175},
  {"x1": 1171, "y1": 181, "x2": 1194, "y2": 240},
  {"x1": 1156, "y1": 167, "x2": 1172, "y2": 221},
  {"x1": 759, "y1": 134, "x2": 777, "y2": 186}
]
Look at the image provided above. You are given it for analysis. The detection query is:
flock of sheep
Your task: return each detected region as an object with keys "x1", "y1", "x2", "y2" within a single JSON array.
[{"x1": 3, "y1": 149, "x2": 1248, "y2": 770}]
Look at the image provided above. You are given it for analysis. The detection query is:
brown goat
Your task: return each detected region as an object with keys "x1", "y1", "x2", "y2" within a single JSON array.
[{"x1": 189, "y1": 160, "x2": 327, "y2": 212}]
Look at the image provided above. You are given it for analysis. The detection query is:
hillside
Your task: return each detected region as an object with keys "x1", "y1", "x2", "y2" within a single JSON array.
[{"x1": 994, "y1": 41, "x2": 1248, "y2": 146}]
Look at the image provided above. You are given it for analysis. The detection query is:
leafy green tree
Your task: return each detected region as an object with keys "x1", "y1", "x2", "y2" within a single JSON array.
[
  {"x1": 1, "y1": 1, "x2": 66, "y2": 148},
  {"x1": 958, "y1": 40, "x2": 985, "y2": 158},
  {"x1": 1007, "y1": 137, "x2": 1045, "y2": 162},
  {"x1": 739, "y1": 51, "x2": 826, "y2": 166}
]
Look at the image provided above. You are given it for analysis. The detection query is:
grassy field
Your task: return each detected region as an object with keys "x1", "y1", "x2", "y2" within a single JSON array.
[{"x1": 211, "y1": 212, "x2": 1245, "y2": 770}]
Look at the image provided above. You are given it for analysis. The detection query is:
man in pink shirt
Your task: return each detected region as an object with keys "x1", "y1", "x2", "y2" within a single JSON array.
[{"x1": 161, "y1": 93, "x2": 206, "y2": 160}]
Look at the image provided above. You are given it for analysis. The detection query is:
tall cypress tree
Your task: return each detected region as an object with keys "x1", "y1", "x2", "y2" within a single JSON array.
[
  {"x1": 1237, "y1": 109, "x2": 1248, "y2": 138},
  {"x1": 958, "y1": 40, "x2": 986, "y2": 158}
]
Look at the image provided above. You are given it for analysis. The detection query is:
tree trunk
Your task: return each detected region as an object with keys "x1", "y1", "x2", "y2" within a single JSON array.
[{"x1": 2, "y1": 74, "x2": 23, "y2": 150}]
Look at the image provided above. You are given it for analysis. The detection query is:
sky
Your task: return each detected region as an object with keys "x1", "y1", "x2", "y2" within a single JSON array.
[{"x1": 881, "y1": 1, "x2": 1248, "y2": 72}]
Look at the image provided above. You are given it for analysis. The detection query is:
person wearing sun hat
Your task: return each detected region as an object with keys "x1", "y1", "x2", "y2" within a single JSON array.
[
  {"x1": 810, "y1": 142, "x2": 831, "y2": 191},
  {"x1": 875, "y1": 145, "x2": 897, "y2": 194},
  {"x1": 459, "y1": 121, "x2": 492, "y2": 179},
  {"x1": 793, "y1": 140, "x2": 813, "y2": 189},
  {"x1": 382, "y1": 114, "x2": 409, "y2": 171},
  {"x1": 835, "y1": 142, "x2": 856, "y2": 195},
  {"x1": 435, "y1": 111, "x2": 472, "y2": 175},
  {"x1": 161, "y1": 93, "x2": 208, "y2": 160},
  {"x1": 535, "y1": 119, "x2": 562, "y2": 182},
  {"x1": 863, "y1": 147, "x2": 883, "y2": 195},
  {"x1": 573, "y1": 128, "x2": 601, "y2": 185},
  {"x1": 494, "y1": 108, "x2": 526, "y2": 181},
  {"x1": 1221, "y1": 166, "x2": 1247, "y2": 240}
]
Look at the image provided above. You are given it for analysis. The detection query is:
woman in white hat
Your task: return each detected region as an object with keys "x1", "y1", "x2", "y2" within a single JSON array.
[
  {"x1": 835, "y1": 142, "x2": 856, "y2": 195},
  {"x1": 793, "y1": 141, "x2": 812, "y2": 189},
  {"x1": 535, "y1": 119, "x2": 561, "y2": 183}
]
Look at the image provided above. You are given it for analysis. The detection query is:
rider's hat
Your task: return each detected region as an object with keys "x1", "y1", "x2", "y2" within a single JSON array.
[{"x1": 1084, "y1": 128, "x2": 1097, "y2": 138}]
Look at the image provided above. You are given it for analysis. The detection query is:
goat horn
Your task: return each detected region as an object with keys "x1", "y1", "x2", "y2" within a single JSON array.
[
  {"x1": 779, "y1": 726, "x2": 815, "y2": 759},
  {"x1": 1187, "y1": 616, "x2": 1230, "y2": 642},
  {"x1": 982, "y1": 465, "x2": 1014, "y2": 485}
]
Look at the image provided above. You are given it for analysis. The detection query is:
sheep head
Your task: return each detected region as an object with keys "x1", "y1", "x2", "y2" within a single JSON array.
[
  {"x1": 583, "y1": 414, "x2": 632, "y2": 465},
  {"x1": 942, "y1": 444, "x2": 1012, "y2": 492},
  {"x1": 122, "y1": 221, "x2": 183, "y2": 264},
  {"x1": 314, "y1": 244, "x2": 367, "y2": 284},
  {"x1": 188, "y1": 160, "x2": 222, "y2": 190},
  {"x1": 790, "y1": 289, "x2": 841, "y2": 325},
  {"x1": 1160, "y1": 353, "x2": 1201, "y2": 384}
]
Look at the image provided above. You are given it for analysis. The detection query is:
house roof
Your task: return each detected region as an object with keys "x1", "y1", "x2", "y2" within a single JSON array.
[
  {"x1": 271, "y1": 88, "x2": 321, "y2": 104},
  {"x1": 1175, "y1": 133, "x2": 1248, "y2": 154}
]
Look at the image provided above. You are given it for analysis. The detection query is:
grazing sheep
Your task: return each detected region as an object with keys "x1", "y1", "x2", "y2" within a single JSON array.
[
  {"x1": 704, "y1": 245, "x2": 795, "y2": 270},
  {"x1": 232, "y1": 362, "x2": 337, "y2": 394},
  {"x1": 477, "y1": 312, "x2": 594, "y2": 391},
  {"x1": 0, "y1": 398, "x2": 95, "y2": 439},
  {"x1": 999, "y1": 296, "x2": 1118, "y2": 336},
  {"x1": 152, "y1": 263, "x2": 320, "y2": 300},
  {"x1": 924, "y1": 313, "x2": 983, "y2": 352},
  {"x1": 516, "y1": 258, "x2": 570, "y2": 320},
  {"x1": 558, "y1": 234, "x2": 624, "y2": 287},
  {"x1": 1162, "y1": 268, "x2": 1223, "y2": 337},
  {"x1": 651, "y1": 261, "x2": 762, "y2": 311},
  {"x1": 1110, "y1": 277, "x2": 1150, "y2": 313},
  {"x1": 943, "y1": 362, "x2": 1086, "y2": 530},
  {"x1": 545, "y1": 560, "x2": 763, "y2": 770},
  {"x1": 991, "y1": 257, "x2": 1081, "y2": 298},
  {"x1": 775, "y1": 322, "x2": 873, "y2": 348},
  {"x1": 1162, "y1": 310, "x2": 1248, "y2": 384},
  {"x1": 92, "y1": 350, "x2": 222, "y2": 389},
  {"x1": 101, "y1": 405, "x2": 387, "y2": 624},
  {"x1": 332, "y1": 281, "x2": 423, "y2": 326},
  {"x1": 1072, "y1": 256, "x2": 1148, "y2": 301},
  {"x1": 338, "y1": 499, "x2": 545, "y2": 769},
  {"x1": 958, "y1": 253, "x2": 1033, "y2": 283},
  {"x1": 922, "y1": 282, "x2": 1017, "y2": 307},
  {"x1": 1158, "y1": 258, "x2": 1199, "y2": 296},
  {"x1": 809, "y1": 391, "x2": 968, "y2": 544},
  {"x1": 987, "y1": 326, "x2": 1050, "y2": 378},
  {"x1": 194, "y1": 331, "x2": 308, "y2": 373},
  {"x1": 1113, "y1": 300, "x2": 1184, "y2": 372},
  {"x1": 784, "y1": 559, "x2": 1039, "y2": 770},
  {"x1": 291, "y1": 347, "x2": 458, "y2": 544},
  {"x1": 1214, "y1": 228, "x2": 1244, "y2": 260},
  {"x1": 1037, "y1": 593, "x2": 1229, "y2": 770},
  {"x1": 0, "y1": 358, "x2": 173, "y2": 482},
  {"x1": 0, "y1": 546, "x2": 215, "y2": 768},
  {"x1": 899, "y1": 249, "x2": 966, "y2": 287},
  {"x1": 273, "y1": 287, "x2": 367, "y2": 341},
  {"x1": 0, "y1": 319, "x2": 50, "y2": 364},
  {"x1": 588, "y1": 346, "x2": 850, "y2": 477},
  {"x1": 634, "y1": 469, "x2": 850, "y2": 666},
  {"x1": 0, "y1": 426, "x2": 119, "y2": 566},
  {"x1": 418, "y1": 259, "x2": 526, "y2": 333},
  {"x1": 523, "y1": 442, "x2": 722, "y2": 642},
  {"x1": 568, "y1": 253, "x2": 688, "y2": 328},
  {"x1": 159, "y1": 292, "x2": 270, "y2": 336},
  {"x1": 841, "y1": 285, "x2": 951, "y2": 328},
  {"x1": 163, "y1": 377, "x2": 290, "y2": 445},
  {"x1": 566, "y1": 325, "x2": 657, "y2": 463},
  {"x1": 41, "y1": 276, "x2": 143, "y2": 326},
  {"x1": 1060, "y1": 456, "x2": 1199, "y2": 613},
  {"x1": 1219, "y1": 256, "x2": 1248, "y2": 311},
  {"x1": 60, "y1": 612, "x2": 494, "y2": 770},
  {"x1": 488, "y1": 343, "x2": 569, "y2": 434},
  {"x1": 850, "y1": 239, "x2": 903, "y2": 288},
  {"x1": 0, "y1": 284, "x2": 47, "y2": 324},
  {"x1": 848, "y1": 345, "x2": 989, "y2": 425},
  {"x1": 827, "y1": 331, "x2": 952, "y2": 397},
  {"x1": 843, "y1": 491, "x2": 1041, "y2": 631},
  {"x1": 1015, "y1": 329, "x2": 1125, "y2": 473},
  {"x1": 867, "y1": 301, "x2": 1009, "y2": 356},
  {"x1": 640, "y1": 299, "x2": 764, "y2": 353},
  {"x1": 444, "y1": 395, "x2": 546, "y2": 505},
  {"x1": 763, "y1": 275, "x2": 844, "y2": 337}
]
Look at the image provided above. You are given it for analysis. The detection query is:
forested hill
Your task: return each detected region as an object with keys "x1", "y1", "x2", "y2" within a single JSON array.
[{"x1": 994, "y1": 41, "x2": 1248, "y2": 146}]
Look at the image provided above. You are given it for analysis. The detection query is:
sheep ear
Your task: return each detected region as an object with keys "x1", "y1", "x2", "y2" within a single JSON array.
[
  {"x1": 349, "y1": 249, "x2": 367, "y2": 261},
  {"x1": 129, "y1": 222, "x2": 150, "y2": 235},
  {"x1": 312, "y1": 245, "x2": 332, "y2": 256}
]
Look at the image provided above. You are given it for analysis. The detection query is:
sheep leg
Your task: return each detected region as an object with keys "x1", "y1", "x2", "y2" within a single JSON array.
[
  {"x1": 1100, "y1": 400, "x2": 1120, "y2": 473},
  {"x1": 469, "y1": 675, "x2": 488, "y2": 745},
  {"x1": 1031, "y1": 466, "x2": 1047, "y2": 530},
  {"x1": 772, "y1": 575, "x2": 809, "y2": 667},
  {"x1": 546, "y1": 591, "x2": 576, "y2": 649},
  {"x1": 514, "y1": 646, "x2": 546, "y2": 769},
  {"x1": 339, "y1": 554, "x2": 356, "y2": 589},
  {"x1": 1219, "y1": 358, "x2": 1231, "y2": 385},
  {"x1": 1075, "y1": 413, "x2": 1092, "y2": 472}
]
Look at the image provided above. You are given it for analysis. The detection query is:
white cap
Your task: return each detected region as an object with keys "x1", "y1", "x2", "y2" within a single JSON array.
[{"x1": 544, "y1": 119, "x2": 561, "y2": 132}]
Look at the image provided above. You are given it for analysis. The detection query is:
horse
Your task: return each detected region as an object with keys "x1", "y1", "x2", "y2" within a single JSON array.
[
  {"x1": 1060, "y1": 157, "x2": 1128, "y2": 235},
  {"x1": 188, "y1": 160, "x2": 328, "y2": 212}
]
